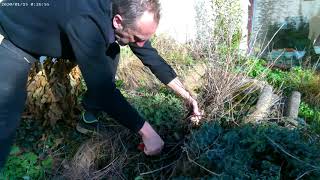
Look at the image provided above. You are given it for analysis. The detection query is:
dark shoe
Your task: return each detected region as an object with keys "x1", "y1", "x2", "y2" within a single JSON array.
[{"x1": 76, "y1": 111, "x2": 106, "y2": 135}]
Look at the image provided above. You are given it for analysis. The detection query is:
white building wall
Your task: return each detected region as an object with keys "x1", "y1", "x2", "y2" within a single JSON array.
[
  {"x1": 157, "y1": 0, "x2": 250, "y2": 52},
  {"x1": 156, "y1": 0, "x2": 197, "y2": 43}
]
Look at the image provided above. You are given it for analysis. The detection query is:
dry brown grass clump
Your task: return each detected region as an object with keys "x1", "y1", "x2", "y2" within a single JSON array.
[
  {"x1": 117, "y1": 47, "x2": 160, "y2": 89},
  {"x1": 62, "y1": 130, "x2": 130, "y2": 180}
]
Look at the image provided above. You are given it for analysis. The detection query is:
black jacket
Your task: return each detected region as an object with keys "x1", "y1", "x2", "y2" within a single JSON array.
[{"x1": 0, "y1": 0, "x2": 177, "y2": 132}]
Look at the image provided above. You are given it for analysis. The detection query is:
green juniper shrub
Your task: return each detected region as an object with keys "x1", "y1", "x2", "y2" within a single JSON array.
[
  {"x1": 125, "y1": 88, "x2": 188, "y2": 144},
  {"x1": 175, "y1": 122, "x2": 320, "y2": 179}
]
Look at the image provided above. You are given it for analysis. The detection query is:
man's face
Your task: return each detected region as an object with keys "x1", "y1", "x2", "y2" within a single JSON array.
[{"x1": 113, "y1": 11, "x2": 158, "y2": 47}]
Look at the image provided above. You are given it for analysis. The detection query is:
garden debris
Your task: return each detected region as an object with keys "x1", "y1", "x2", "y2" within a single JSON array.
[
  {"x1": 286, "y1": 91, "x2": 301, "y2": 120},
  {"x1": 283, "y1": 91, "x2": 304, "y2": 127},
  {"x1": 268, "y1": 48, "x2": 306, "y2": 61},
  {"x1": 246, "y1": 85, "x2": 274, "y2": 123}
]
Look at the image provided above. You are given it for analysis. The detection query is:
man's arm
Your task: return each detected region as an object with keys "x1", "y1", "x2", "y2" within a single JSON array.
[
  {"x1": 167, "y1": 77, "x2": 203, "y2": 124},
  {"x1": 129, "y1": 40, "x2": 177, "y2": 84},
  {"x1": 130, "y1": 41, "x2": 203, "y2": 122}
]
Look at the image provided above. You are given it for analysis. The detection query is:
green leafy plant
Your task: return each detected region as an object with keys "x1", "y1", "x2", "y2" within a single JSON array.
[
  {"x1": 0, "y1": 146, "x2": 53, "y2": 179},
  {"x1": 299, "y1": 102, "x2": 320, "y2": 133},
  {"x1": 246, "y1": 59, "x2": 269, "y2": 78},
  {"x1": 247, "y1": 60, "x2": 320, "y2": 106},
  {"x1": 266, "y1": 69, "x2": 287, "y2": 87},
  {"x1": 299, "y1": 102, "x2": 317, "y2": 120}
]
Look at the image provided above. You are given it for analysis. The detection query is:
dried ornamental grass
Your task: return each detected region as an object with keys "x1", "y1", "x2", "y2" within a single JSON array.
[{"x1": 25, "y1": 58, "x2": 84, "y2": 125}]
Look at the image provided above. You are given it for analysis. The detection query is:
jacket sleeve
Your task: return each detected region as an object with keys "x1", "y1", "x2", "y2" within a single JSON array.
[
  {"x1": 129, "y1": 40, "x2": 177, "y2": 85},
  {"x1": 65, "y1": 15, "x2": 145, "y2": 132}
]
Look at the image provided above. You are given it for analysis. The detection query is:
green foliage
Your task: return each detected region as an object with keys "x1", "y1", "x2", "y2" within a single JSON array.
[
  {"x1": 247, "y1": 59, "x2": 320, "y2": 107},
  {"x1": 119, "y1": 45, "x2": 135, "y2": 60},
  {"x1": 245, "y1": 58, "x2": 289, "y2": 89},
  {"x1": 115, "y1": 79, "x2": 125, "y2": 89},
  {"x1": 310, "y1": 117, "x2": 320, "y2": 134},
  {"x1": 246, "y1": 59, "x2": 269, "y2": 77},
  {"x1": 128, "y1": 89, "x2": 185, "y2": 129},
  {"x1": 286, "y1": 68, "x2": 320, "y2": 108},
  {"x1": 246, "y1": 59, "x2": 287, "y2": 88},
  {"x1": 299, "y1": 102, "x2": 320, "y2": 133},
  {"x1": 165, "y1": 50, "x2": 195, "y2": 67},
  {"x1": 212, "y1": 0, "x2": 241, "y2": 38},
  {"x1": 299, "y1": 102, "x2": 319, "y2": 121},
  {"x1": 0, "y1": 146, "x2": 53, "y2": 179},
  {"x1": 231, "y1": 30, "x2": 242, "y2": 48},
  {"x1": 285, "y1": 67, "x2": 316, "y2": 90},
  {"x1": 265, "y1": 69, "x2": 287, "y2": 87},
  {"x1": 245, "y1": 59, "x2": 320, "y2": 132},
  {"x1": 179, "y1": 123, "x2": 320, "y2": 179},
  {"x1": 7, "y1": 118, "x2": 88, "y2": 179},
  {"x1": 121, "y1": 88, "x2": 189, "y2": 153}
]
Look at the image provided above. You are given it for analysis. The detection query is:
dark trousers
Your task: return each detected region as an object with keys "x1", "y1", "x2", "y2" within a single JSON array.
[{"x1": 0, "y1": 39, "x2": 37, "y2": 169}]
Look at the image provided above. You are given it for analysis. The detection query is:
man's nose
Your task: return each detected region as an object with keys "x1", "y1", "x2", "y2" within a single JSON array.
[{"x1": 135, "y1": 41, "x2": 146, "y2": 47}]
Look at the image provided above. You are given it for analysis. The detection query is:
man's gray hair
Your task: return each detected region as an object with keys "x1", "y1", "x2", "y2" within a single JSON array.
[{"x1": 112, "y1": 0, "x2": 161, "y2": 29}]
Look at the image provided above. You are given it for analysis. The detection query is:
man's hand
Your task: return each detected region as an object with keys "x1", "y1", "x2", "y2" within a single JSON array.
[
  {"x1": 138, "y1": 122, "x2": 164, "y2": 155},
  {"x1": 187, "y1": 96, "x2": 204, "y2": 125},
  {"x1": 167, "y1": 77, "x2": 204, "y2": 124}
]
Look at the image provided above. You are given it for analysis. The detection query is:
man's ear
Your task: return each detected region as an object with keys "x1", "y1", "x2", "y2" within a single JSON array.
[{"x1": 113, "y1": 14, "x2": 123, "y2": 30}]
